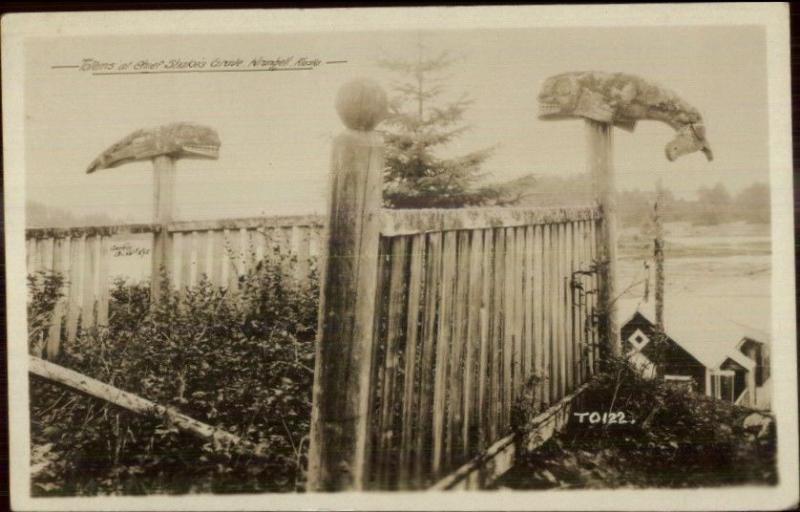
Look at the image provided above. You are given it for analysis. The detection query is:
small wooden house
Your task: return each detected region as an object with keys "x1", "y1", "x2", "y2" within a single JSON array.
[{"x1": 621, "y1": 311, "x2": 757, "y2": 407}]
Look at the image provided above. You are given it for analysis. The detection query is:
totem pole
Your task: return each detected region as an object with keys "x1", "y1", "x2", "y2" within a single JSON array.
[
  {"x1": 86, "y1": 122, "x2": 221, "y2": 301},
  {"x1": 538, "y1": 71, "x2": 713, "y2": 356}
]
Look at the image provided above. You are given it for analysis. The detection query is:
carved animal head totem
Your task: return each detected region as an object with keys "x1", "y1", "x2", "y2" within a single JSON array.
[
  {"x1": 86, "y1": 122, "x2": 221, "y2": 173},
  {"x1": 538, "y1": 71, "x2": 713, "y2": 162}
]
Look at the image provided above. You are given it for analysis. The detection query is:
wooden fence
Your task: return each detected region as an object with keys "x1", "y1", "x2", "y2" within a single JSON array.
[
  {"x1": 365, "y1": 207, "x2": 603, "y2": 489},
  {"x1": 307, "y1": 204, "x2": 605, "y2": 491},
  {"x1": 25, "y1": 215, "x2": 324, "y2": 358},
  {"x1": 307, "y1": 80, "x2": 612, "y2": 492}
]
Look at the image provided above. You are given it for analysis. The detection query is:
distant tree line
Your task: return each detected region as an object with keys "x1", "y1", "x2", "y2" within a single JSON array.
[
  {"x1": 26, "y1": 200, "x2": 125, "y2": 228},
  {"x1": 618, "y1": 181, "x2": 770, "y2": 226},
  {"x1": 508, "y1": 175, "x2": 769, "y2": 227}
]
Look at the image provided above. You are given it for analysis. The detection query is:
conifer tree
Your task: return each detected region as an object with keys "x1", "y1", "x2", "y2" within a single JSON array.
[{"x1": 378, "y1": 43, "x2": 502, "y2": 208}]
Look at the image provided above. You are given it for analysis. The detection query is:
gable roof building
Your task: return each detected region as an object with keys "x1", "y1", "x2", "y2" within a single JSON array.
[{"x1": 621, "y1": 311, "x2": 760, "y2": 407}]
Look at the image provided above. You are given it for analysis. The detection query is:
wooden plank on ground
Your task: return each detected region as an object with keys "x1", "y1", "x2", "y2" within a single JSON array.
[{"x1": 29, "y1": 356, "x2": 271, "y2": 457}]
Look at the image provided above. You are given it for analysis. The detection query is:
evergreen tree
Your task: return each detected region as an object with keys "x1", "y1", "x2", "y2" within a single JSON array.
[{"x1": 378, "y1": 44, "x2": 502, "y2": 208}]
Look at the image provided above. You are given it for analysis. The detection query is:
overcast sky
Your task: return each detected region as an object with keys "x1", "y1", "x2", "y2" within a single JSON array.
[{"x1": 23, "y1": 25, "x2": 768, "y2": 222}]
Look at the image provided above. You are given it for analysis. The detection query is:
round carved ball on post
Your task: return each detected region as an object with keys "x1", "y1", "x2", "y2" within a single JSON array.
[{"x1": 335, "y1": 79, "x2": 388, "y2": 131}]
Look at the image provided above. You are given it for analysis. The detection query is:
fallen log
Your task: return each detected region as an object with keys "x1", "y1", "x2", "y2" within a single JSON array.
[{"x1": 28, "y1": 355, "x2": 269, "y2": 458}]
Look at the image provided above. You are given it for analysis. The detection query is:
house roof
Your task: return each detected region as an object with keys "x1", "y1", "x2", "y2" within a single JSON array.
[{"x1": 623, "y1": 310, "x2": 755, "y2": 370}]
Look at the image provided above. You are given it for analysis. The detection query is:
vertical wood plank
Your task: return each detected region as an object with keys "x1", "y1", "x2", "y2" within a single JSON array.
[
  {"x1": 532, "y1": 225, "x2": 544, "y2": 409},
  {"x1": 446, "y1": 231, "x2": 470, "y2": 469},
  {"x1": 463, "y1": 229, "x2": 483, "y2": 459},
  {"x1": 180, "y1": 232, "x2": 194, "y2": 291},
  {"x1": 556, "y1": 222, "x2": 566, "y2": 399},
  {"x1": 588, "y1": 219, "x2": 598, "y2": 374},
  {"x1": 209, "y1": 230, "x2": 222, "y2": 287},
  {"x1": 586, "y1": 121, "x2": 619, "y2": 355},
  {"x1": 81, "y1": 236, "x2": 98, "y2": 330},
  {"x1": 523, "y1": 226, "x2": 534, "y2": 389},
  {"x1": 513, "y1": 227, "x2": 525, "y2": 401},
  {"x1": 432, "y1": 230, "x2": 456, "y2": 477},
  {"x1": 491, "y1": 228, "x2": 505, "y2": 437},
  {"x1": 46, "y1": 237, "x2": 69, "y2": 358},
  {"x1": 574, "y1": 221, "x2": 586, "y2": 383},
  {"x1": 565, "y1": 221, "x2": 574, "y2": 393},
  {"x1": 479, "y1": 229, "x2": 494, "y2": 449},
  {"x1": 543, "y1": 224, "x2": 555, "y2": 404},
  {"x1": 40, "y1": 237, "x2": 55, "y2": 272},
  {"x1": 378, "y1": 236, "x2": 408, "y2": 488},
  {"x1": 414, "y1": 232, "x2": 441, "y2": 486},
  {"x1": 398, "y1": 234, "x2": 424, "y2": 488},
  {"x1": 171, "y1": 232, "x2": 183, "y2": 291},
  {"x1": 151, "y1": 155, "x2": 176, "y2": 302},
  {"x1": 65, "y1": 236, "x2": 84, "y2": 342},
  {"x1": 297, "y1": 226, "x2": 311, "y2": 284},
  {"x1": 502, "y1": 228, "x2": 515, "y2": 429},
  {"x1": 196, "y1": 231, "x2": 209, "y2": 283},
  {"x1": 239, "y1": 227, "x2": 250, "y2": 276},
  {"x1": 224, "y1": 229, "x2": 239, "y2": 292},
  {"x1": 96, "y1": 236, "x2": 110, "y2": 326},
  {"x1": 306, "y1": 89, "x2": 386, "y2": 492}
]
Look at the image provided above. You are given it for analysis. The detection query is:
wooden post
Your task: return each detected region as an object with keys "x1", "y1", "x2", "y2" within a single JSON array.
[
  {"x1": 653, "y1": 181, "x2": 665, "y2": 332},
  {"x1": 151, "y1": 155, "x2": 176, "y2": 302},
  {"x1": 307, "y1": 79, "x2": 388, "y2": 492},
  {"x1": 586, "y1": 120, "x2": 619, "y2": 356}
]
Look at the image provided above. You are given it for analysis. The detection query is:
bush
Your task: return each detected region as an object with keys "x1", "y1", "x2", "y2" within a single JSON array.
[
  {"x1": 29, "y1": 252, "x2": 319, "y2": 495},
  {"x1": 504, "y1": 354, "x2": 777, "y2": 489}
]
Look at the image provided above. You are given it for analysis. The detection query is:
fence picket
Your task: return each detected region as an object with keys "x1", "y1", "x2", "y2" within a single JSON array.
[
  {"x1": 378, "y1": 236, "x2": 408, "y2": 488},
  {"x1": 432, "y1": 230, "x2": 457, "y2": 477},
  {"x1": 26, "y1": 204, "x2": 605, "y2": 487},
  {"x1": 415, "y1": 231, "x2": 441, "y2": 486},
  {"x1": 398, "y1": 234, "x2": 424, "y2": 488},
  {"x1": 463, "y1": 229, "x2": 483, "y2": 458}
]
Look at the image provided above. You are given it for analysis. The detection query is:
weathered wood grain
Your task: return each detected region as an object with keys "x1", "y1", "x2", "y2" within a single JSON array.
[
  {"x1": 306, "y1": 121, "x2": 385, "y2": 491},
  {"x1": 398, "y1": 234, "x2": 424, "y2": 488}
]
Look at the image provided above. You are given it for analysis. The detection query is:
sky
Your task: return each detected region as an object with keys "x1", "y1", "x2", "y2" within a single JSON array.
[{"x1": 22, "y1": 25, "x2": 768, "y2": 222}]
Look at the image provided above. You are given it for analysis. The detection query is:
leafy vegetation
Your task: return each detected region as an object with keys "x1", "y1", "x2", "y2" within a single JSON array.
[
  {"x1": 28, "y1": 252, "x2": 319, "y2": 495},
  {"x1": 501, "y1": 355, "x2": 777, "y2": 489}
]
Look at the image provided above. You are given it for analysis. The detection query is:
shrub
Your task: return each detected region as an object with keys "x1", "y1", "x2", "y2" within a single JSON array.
[
  {"x1": 505, "y1": 354, "x2": 777, "y2": 489},
  {"x1": 29, "y1": 252, "x2": 319, "y2": 495}
]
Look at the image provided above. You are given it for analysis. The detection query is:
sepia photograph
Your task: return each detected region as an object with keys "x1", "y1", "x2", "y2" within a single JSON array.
[{"x1": 2, "y1": 4, "x2": 797, "y2": 511}]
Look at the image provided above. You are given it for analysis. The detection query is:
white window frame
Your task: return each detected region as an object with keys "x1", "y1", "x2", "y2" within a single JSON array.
[
  {"x1": 664, "y1": 375, "x2": 692, "y2": 382},
  {"x1": 710, "y1": 369, "x2": 735, "y2": 402}
]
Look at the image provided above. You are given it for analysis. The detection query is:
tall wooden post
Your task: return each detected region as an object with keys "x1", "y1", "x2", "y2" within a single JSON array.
[
  {"x1": 307, "y1": 79, "x2": 387, "y2": 492},
  {"x1": 151, "y1": 155, "x2": 176, "y2": 302},
  {"x1": 654, "y1": 180, "x2": 665, "y2": 332},
  {"x1": 586, "y1": 120, "x2": 619, "y2": 356}
]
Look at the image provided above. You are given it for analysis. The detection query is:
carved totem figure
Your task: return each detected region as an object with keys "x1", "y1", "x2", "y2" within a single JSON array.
[
  {"x1": 538, "y1": 71, "x2": 713, "y2": 162},
  {"x1": 86, "y1": 122, "x2": 221, "y2": 173}
]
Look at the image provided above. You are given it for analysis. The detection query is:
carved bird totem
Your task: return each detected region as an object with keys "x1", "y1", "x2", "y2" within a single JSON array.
[
  {"x1": 86, "y1": 122, "x2": 221, "y2": 173},
  {"x1": 538, "y1": 71, "x2": 713, "y2": 162}
]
